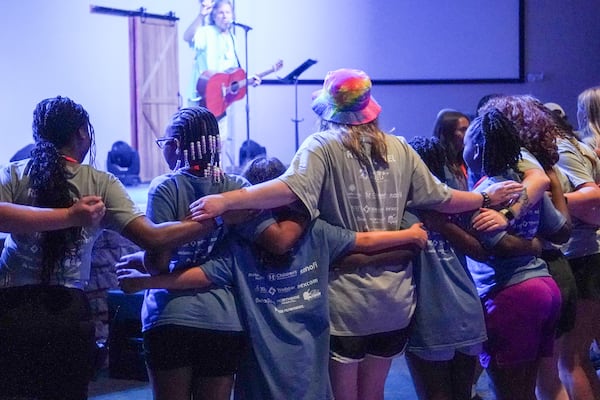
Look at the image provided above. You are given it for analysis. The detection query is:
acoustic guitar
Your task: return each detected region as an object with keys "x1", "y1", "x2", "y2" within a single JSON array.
[{"x1": 197, "y1": 60, "x2": 283, "y2": 118}]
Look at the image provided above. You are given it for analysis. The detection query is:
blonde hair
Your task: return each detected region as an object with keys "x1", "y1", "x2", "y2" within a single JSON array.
[
  {"x1": 577, "y1": 86, "x2": 600, "y2": 149},
  {"x1": 318, "y1": 118, "x2": 388, "y2": 168}
]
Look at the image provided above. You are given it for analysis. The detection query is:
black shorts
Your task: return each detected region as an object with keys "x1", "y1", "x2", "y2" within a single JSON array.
[
  {"x1": 569, "y1": 252, "x2": 600, "y2": 300},
  {"x1": 143, "y1": 324, "x2": 248, "y2": 376},
  {"x1": 330, "y1": 327, "x2": 410, "y2": 363},
  {"x1": 543, "y1": 249, "x2": 577, "y2": 336}
]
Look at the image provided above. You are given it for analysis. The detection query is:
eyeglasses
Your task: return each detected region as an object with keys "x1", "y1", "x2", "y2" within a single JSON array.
[{"x1": 155, "y1": 137, "x2": 177, "y2": 149}]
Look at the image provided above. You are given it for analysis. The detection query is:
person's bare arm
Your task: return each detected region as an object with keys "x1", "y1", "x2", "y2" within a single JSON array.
[
  {"x1": 330, "y1": 223, "x2": 427, "y2": 272},
  {"x1": 117, "y1": 267, "x2": 212, "y2": 294},
  {"x1": 190, "y1": 180, "x2": 298, "y2": 221},
  {"x1": 0, "y1": 196, "x2": 105, "y2": 233},
  {"x1": 421, "y1": 210, "x2": 541, "y2": 262},
  {"x1": 543, "y1": 168, "x2": 572, "y2": 244},
  {"x1": 183, "y1": 1, "x2": 213, "y2": 43},
  {"x1": 352, "y1": 223, "x2": 427, "y2": 253},
  {"x1": 332, "y1": 246, "x2": 420, "y2": 271},
  {"x1": 508, "y1": 167, "x2": 550, "y2": 219},
  {"x1": 121, "y1": 216, "x2": 218, "y2": 251},
  {"x1": 565, "y1": 182, "x2": 600, "y2": 225},
  {"x1": 435, "y1": 180, "x2": 523, "y2": 214},
  {"x1": 120, "y1": 216, "x2": 219, "y2": 274}
]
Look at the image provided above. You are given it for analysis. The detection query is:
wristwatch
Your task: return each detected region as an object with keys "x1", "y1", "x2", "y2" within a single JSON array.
[
  {"x1": 499, "y1": 207, "x2": 515, "y2": 224},
  {"x1": 214, "y1": 215, "x2": 225, "y2": 228}
]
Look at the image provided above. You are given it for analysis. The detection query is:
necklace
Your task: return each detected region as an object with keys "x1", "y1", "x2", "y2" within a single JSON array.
[{"x1": 61, "y1": 155, "x2": 79, "y2": 163}]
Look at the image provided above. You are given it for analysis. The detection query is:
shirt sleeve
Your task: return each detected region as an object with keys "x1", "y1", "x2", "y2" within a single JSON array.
[
  {"x1": 146, "y1": 175, "x2": 178, "y2": 223},
  {"x1": 279, "y1": 134, "x2": 328, "y2": 220},
  {"x1": 199, "y1": 241, "x2": 236, "y2": 287},
  {"x1": 192, "y1": 26, "x2": 208, "y2": 50},
  {"x1": 401, "y1": 137, "x2": 452, "y2": 208},
  {"x1": 538, "y1": 194, "x2": 567, "y2": 236},
  {"x1": 101, "y1": 174, "x2": 144, "y2": 232},
  {"x1": 518, "y1": 147, "x2": 544, "y2": 172},
  {"x1": 0, "y1": 164, "x2": 15, "y2": 202},
  {"x1": 556, "y1": 139, "x2": 596, "y2": 189}
]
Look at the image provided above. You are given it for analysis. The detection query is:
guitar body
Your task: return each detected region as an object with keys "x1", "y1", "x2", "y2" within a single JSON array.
[
  {"x1": 197, "y1": 68, "x2": 247, "y2": 118},
  {"x1": 196, "y1": 60, "x2": 283, "y2": 119}
]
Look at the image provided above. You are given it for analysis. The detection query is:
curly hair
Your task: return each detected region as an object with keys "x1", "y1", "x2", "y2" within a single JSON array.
[
  {"x1": 479, "y1": 95, "x2": 560, "y2": 170},
  {"x1": 469, "y1": 108, "x2": 522, "y2": 177},
  {"x1": 408, "y1": 136, "x2": 447, "y2": 182},
  {"x1": 167, "y1": 106, "x2": 223, "y2": 182},
  {"x1": 29, "y1": 96, "x2": 92, "y2": 284},
  {"x1": 318, "y1": 118, "x2": 389, "y2": 170}
]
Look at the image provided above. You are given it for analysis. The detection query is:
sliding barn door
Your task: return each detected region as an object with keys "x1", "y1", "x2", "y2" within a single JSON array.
[{"x1": 129, "y1": 16, "x2": 180, "y2": 182}]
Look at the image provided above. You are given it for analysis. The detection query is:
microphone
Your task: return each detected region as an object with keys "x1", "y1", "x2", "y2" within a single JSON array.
[{"x1": 232, "y1": 21, "x2": 253, "y2": 31}]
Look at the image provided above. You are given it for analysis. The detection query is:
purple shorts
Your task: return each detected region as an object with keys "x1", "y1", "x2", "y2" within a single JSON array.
[{"x1": 480, "y1": 277, "x2": 561, "y2": 368}]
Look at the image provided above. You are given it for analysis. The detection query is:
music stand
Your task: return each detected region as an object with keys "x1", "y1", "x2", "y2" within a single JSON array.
[{"x1": 280, "y1": 59, "x2": 317, "y2": 151}]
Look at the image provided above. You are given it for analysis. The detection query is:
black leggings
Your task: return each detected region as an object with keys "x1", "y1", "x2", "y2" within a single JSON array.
[{"x1": 0, "y1": 285, "x2": 95, "y2": 400}]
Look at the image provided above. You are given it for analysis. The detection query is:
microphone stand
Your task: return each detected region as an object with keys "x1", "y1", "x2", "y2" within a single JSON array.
[
  {"x1": 280, "y1": 59, "x2": 317, "y2": 151},
  {"x1": 232, "y1": 23, "x2": 252, "y2": 145}
]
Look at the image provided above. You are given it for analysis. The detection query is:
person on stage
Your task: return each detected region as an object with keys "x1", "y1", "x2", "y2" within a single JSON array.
[
  {"x1": 184, "y1": 0, "x2": 241, "y2": 171},
  {"x1": 184, "y1": 0, "x2": 238, "y2": 106}
]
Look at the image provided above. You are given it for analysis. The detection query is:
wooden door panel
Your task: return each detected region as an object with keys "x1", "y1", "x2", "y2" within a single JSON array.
[{"x1": 129, "y1": 17, "x2": 179, "y2": 182}]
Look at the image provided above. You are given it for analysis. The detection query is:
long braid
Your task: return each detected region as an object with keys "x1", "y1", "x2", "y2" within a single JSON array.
[
  {"x1": 169, "y1": 106, "x2": 223, "y2": 182},
  {"x1": 479, "y1": 108, "x2": 522, "y2": 177},
  {"x1": 29, "y1": 96, "x2": 87, "y2": 284}
]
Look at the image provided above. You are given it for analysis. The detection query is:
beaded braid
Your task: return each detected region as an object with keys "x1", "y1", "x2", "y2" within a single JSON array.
[
  {"x1": 476, "y1": 108, "x2": 522, "y2": 177},
  {"x1": 29, "y1": 96, "x2": 91, "y2": 284},
  {"x1": 169, "y1": 106, "x2": 223, "y2": 182}
]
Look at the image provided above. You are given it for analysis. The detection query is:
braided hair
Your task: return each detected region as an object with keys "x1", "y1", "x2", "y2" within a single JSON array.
[
  {"x1": 470, "y1": 108, "x2": 522, "y2": 178},
  {"x1": 168, "y1": 106, "x2": 223, "y2": 182},
  {"x1": 480, "y1": 95, "x2": 560, "y2": 170},
  {"x1": 408, "y1": 136, "x2": 447, "y2": 182},
  {"x1": 29, "y1": 96, "x2": 92, "y2": 284}
]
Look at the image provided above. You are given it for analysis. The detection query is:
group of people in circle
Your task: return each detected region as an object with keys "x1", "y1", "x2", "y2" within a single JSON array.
[{"x1": 1, "y1": 65, "x2": 600, "y2": 400}]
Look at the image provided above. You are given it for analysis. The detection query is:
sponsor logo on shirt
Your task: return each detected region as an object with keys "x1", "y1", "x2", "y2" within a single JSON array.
[
  {"x1": 300, "y1": 261, "x2": 318, "y2": 274},
  {"x1": 297, "y1": 278, "x2": 318, "y2": 289},
  {"x1": 267, "y1": 270, "x2": 298, "y2": 281},
  {"x1": 248, "y1": 272, "x2": 264, "y2": 281},
  {"x1": 302, "y1": 289, "x2": 321, "y2": 301}
]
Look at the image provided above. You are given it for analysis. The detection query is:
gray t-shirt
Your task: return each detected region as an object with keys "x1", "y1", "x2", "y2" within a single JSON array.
[
  {"x1": 280, "y1": 130, "x2": 452, "y2": 335},
  {"x1": 0, "y1": 160, "x2": 143, "y2": 288},
  {"x1": 556, "y1": 137, "x2": 600, "y2": 258}
]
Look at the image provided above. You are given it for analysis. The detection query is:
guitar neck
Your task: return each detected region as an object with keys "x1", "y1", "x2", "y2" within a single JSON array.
[{"x1": 238, "y1": 67, "x2": 276, "y2": 88}]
